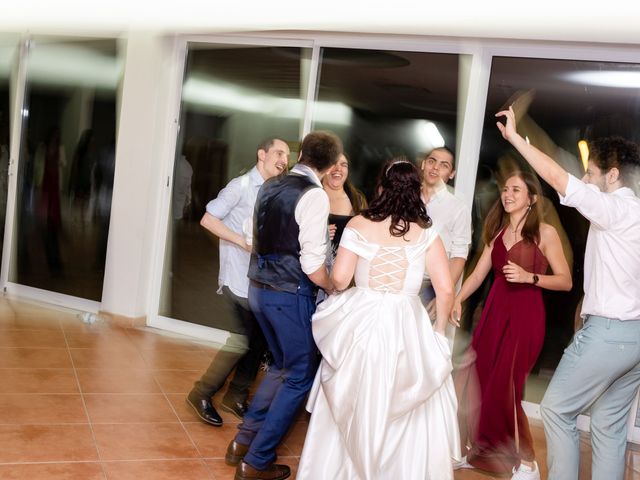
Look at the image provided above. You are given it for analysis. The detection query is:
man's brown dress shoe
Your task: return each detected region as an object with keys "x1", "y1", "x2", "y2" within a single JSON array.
[
  {"x1": 234, "y1": 461, "x2": 290, "y2": 480},
  {"x1": 225, "y1": 440, "x2": 250, "y2": 466}
]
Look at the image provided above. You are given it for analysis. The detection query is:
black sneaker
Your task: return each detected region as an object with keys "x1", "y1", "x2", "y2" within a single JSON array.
[{"x1": 221, "y1": 397, "x2": 249, "y2": 419}]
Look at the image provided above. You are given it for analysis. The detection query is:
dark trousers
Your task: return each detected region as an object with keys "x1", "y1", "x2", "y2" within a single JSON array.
[
  {"x1": 192, "y1": 286, "x2": 267, "y2": 403},
  {"x1": 236, "y1": 284, "x2": 319, "y2": 470}
]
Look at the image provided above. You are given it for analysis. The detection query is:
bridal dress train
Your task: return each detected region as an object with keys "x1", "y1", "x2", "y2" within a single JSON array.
[{"x1": 297, "y1": 226, "x2": 460, "y2": 480}]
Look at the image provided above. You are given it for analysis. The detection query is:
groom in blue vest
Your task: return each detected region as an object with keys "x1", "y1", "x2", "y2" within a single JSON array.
[{"x1": 226, "y1": 131, "x2": 342, "y2": 480}]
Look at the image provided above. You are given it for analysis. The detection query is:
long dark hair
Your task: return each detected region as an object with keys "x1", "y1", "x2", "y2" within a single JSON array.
[
  {"x1": 344, "y1": 178, "x2": 367, "y2": 214},
  {"x1": 362, "y1": 157, "x2": 431, "y2": 237},
  {"x1": 482, "y1": 170, "x2": 542, "y2": 246}
]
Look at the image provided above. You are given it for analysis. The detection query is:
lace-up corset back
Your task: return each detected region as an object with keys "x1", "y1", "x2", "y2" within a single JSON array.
[
  {"x1": 340, "y1": 226, "x2": 438, "y2": 296},
  {"x1": 369, "y1": 247, "x2": 408, "y2": 293}
]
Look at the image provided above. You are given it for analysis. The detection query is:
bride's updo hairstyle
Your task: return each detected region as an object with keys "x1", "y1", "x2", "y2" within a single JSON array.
[{"x1": 362, "y1": 157, "x2": 432, "y2": 238}]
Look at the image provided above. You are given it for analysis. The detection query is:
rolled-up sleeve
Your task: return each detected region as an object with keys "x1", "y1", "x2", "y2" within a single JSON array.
[
  {"x1": 449, "y1": 204, "x2": 472, "y2": 259},
  {"x1": 295, "y1": 187, "x2": 330, "y2": 274},
  {"x1": 559, "y1": 174, "x2": 619, "y2": 229},
  {"x1": 206, "y1": 177, "x2": 241, "y2": 220}
]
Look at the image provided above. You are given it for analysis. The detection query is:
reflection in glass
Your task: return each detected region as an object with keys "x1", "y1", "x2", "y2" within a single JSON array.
[
  {"x1": 160, "y1": 45, "x2": 309, "y2": 329},
  {"x1": 0, "y1": 42, "x2": 16, "y2": 273},
  {"x1": 13, "y1": 39, "x2": 121, "y2": 300},
  {"x1": 469, "y1": 56, "x2": 640, "y2": 404},
  {"x1": 313, "y1": 48, "x2": 463, "y2": 198}
]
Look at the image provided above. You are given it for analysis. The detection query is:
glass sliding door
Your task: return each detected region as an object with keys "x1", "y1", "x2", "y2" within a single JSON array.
[
  {"x1": 159, "y1": 44, "x2": 310, "y2": 331},
  {"x1": 12, "y1": 38, "x2": 122, "y2": 300},
  {"x1": 0, "y1": 39, "x2": 17, "y2": 276},
  {"x1": 472, "y1": 55, "x2": 640, "y2": 438},
  {"x1": 312, "y1": 48, "x2": 466, "y2": 198}
]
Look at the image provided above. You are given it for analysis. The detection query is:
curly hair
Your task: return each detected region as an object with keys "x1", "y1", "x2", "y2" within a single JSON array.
[
  {"x1": 589, "y1": 136, "x2": 640, "y2": 188},
  {"x1": 362, "y1": 157, "x2": 432, "y2": 237},
  {"x1": 299, "y1": 131, "x2": 343, "y2": 172}
]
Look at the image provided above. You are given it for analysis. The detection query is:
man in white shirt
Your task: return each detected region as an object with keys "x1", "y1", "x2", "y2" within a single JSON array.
[
  {"x1": 420, "y1": 147, "x2": 472, "y2": 336},
  {"x1": 186, "y1": 137, "x2": 290, "y2": 427},
  {"x1": 226, "y1": 131, "x2": 341, "y2": 480},
  {"x1": 497, "y1": 107, "x2": 640, "y2": 480}
]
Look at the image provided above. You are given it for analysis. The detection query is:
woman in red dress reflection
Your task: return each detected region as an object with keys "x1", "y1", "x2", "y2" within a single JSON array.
[{"x1": 452, "y1": 171, "x2": 572, "y2": 479}]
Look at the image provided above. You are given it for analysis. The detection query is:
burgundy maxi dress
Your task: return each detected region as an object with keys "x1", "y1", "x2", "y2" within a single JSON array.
[{"x1": 458, "y1": 227, "x2": 548, "y2": 473}]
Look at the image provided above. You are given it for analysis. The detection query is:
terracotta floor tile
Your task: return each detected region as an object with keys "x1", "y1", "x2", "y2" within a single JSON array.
[
  {"x1": 0, "y1": 462, "x2": 105, "y2": 479},
  {"x1": 0, "y1": 347, "x2": 72, "y2": 368},
  {"x1": 0, "y1": 394, "x2": 88, "y2": 424},
  {"x1": 102, "y1": 459, "x2": 214, "y2": 480},
  {"x1": 281, "y1": 421, "x2": 309, "y2": 456},
  {"x1": 0, "y1": 424, "x2": 98, "y2": 462},
  {"x1": 0, "y1": 329, "x2": 67, "y2": 348},
  {"x1": 69, "y1": 348, "x2": 147, "y2": 369},
  {"x1": 0, "y1": 368, "x2": 78, "y2": 393},
  {"x1": 152, "y1": 370, "x2": 202, "y2": 394},
  {"x1": 84, "y1": 394, "x2": 179, "y2": 424},
  {"x1": 125, "y1": 329, "x2": 208, "y2": 352},
  {"x1": 92, "y1": 423, "x2": 199, "y2": 461},
  {"x1": 182, "y1": 422, "x2": 238, "y2": 458},
  {"x1": 204, "y1": 459, "x2": 237, "y2": 480},
  {"x1": 205, "y1": 458, "x2": 299, "y2": 480},
  {"x1": 0, "y1": 315, "x2": 62, "y2": 331},
  {"x1": 64, "y1": 330, "x2": 136, "y2": 350},
  {"x1": 184, "y1": 422, "x2": 291, "y2": 458},
  {"x1": 138, "y1": 349, "x2": 213, "y2": 370},
  {"x1": 76, "y1": 368, "x2": 162, "y2": 394}
]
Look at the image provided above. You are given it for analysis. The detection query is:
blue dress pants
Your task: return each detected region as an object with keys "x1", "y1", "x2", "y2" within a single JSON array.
[{"x1": 236, "y1": 284, "x2": 319, "y2": 470}]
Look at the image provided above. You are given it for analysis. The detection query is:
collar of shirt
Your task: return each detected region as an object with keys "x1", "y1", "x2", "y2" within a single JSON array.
[
  {"x1": 422, "y1": 182, "x2": 448, "y2": 205},
  {"x1": 248, "y1": 165, "x2": 265, "y2": 187},
  {"x1": 613, "y1": 186, "x2": 637, "y2": 198},
  {"x1": 291, "y1": 163, "x2": 322, "y2": 187}
]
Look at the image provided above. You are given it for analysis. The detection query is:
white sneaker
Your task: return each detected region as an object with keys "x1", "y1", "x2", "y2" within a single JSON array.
[
  {"x1": 452, "y1": 456, "x2": 474, "y2": 470},
  {"x1": 511, "y1": 461, "x2": 540, "y2": 480}
]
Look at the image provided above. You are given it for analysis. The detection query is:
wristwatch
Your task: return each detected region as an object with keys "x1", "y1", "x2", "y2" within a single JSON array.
[{"x1": 532, "y1": 274, "x2": 539, "y2": 285}]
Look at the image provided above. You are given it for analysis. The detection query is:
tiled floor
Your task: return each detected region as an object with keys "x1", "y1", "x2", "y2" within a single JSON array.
[{"x1": 1, "y1": 297, "x2": 639, "y2": 479}]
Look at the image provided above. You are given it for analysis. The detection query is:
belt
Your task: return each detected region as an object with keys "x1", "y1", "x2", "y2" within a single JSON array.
[{"x1": 250, "y1": 280, "x2": 286, "y2": 292}]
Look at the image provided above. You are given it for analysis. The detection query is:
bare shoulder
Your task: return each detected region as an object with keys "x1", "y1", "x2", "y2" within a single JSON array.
[
  {"x1": 539, "y1": 222, "x2": 559, "y2": 239},
  {"x1": 346, "y1": 214, "x2": 369, "y2": 229}
]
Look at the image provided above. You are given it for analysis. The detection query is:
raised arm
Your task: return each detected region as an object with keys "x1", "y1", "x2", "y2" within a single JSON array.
[{"x1": 496, "y1": 106, "x2": 569, "y2": 196}]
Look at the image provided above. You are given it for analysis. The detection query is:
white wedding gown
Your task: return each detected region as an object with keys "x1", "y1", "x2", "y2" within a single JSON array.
[{"x1": 297, "y1": 226, "x2": 460, "y2": 480}]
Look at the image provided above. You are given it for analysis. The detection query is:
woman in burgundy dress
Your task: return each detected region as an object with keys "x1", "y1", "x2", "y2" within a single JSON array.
[{"x1": 451, "y1": 171, "x2": 572, "y2": 479}]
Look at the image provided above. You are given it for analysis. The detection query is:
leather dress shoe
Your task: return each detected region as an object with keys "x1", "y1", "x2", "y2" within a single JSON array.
[
  {"x1": 225, "y1": 439, "x2": 250, "y2": 465},
  {"x1": 186, "y1": 390, "x2": 222, "y2": 426},
  {"x1": 221, "y1": 397, "x2": 249, "y2": 419},
  {"x1": 234, "y1": 461, "x2": 290, "y2": 480}
]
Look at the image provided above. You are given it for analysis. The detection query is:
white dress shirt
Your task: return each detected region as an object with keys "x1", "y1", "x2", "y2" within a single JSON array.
[
  {"x1": 206, "y1": 166, "x2": 264, "y2": 298},
  {"x1": 291, "y1": 164, "x2": 331, "y2": 275},
  {"x1": 425, "y1": 184, "x2": 472, "y2": 260},
  {"x1": 560, "y1": 174, "x2": 640, "y2": 320}
]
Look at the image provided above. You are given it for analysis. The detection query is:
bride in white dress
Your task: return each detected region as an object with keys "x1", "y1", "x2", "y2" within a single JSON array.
[{"x1": 297, "y1": 158, "x2": 461, "y2": 480}]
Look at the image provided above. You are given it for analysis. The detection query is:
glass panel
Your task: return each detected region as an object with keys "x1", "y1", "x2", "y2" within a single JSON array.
[
  {"x1": 160, "y1": 44, "x2": 309, "y2": 329},
  {"x1": 470, "y1": 56, "x2": 640, "y2": 405},
  {"x1": 0, "y1": 40, "x2": 17, "y2": 273},
  {"x1": 13, "y1": 39, "x2": 122, "y2": 300},
  {"x1": 313, "y1": 48, "x2": 465, "y2": 198}
]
